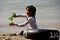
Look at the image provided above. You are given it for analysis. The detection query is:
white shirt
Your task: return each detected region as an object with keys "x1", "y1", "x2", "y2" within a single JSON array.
[{"x1": 17, "y1": 14, "x2": 38, "y2": 29}]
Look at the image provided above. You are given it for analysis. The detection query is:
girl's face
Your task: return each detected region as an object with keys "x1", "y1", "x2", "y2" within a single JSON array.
[{"x1": 25, "y1": 8, "x2": 31, "y2": 16}]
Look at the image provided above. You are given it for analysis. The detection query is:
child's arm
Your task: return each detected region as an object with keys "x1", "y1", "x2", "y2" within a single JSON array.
[
  {"x1": 13, "y1": 14, "x2": 27, "y2": 18},
  {"x1": 14, "y1": 20, "x2": 30, "y2": 27},
  {"x1": 10, "y1": 17, "x2": 32, "y2": 27}
]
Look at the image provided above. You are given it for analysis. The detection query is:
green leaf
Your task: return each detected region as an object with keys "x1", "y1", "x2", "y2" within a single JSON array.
[{"x1": 8, "y1": 16, "x2": 13, "y2": 21}]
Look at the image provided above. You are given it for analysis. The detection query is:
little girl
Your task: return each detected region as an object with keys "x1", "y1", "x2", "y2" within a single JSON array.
[{"x1": 9, "y1": 5, "x2": 38, "y2": 35}]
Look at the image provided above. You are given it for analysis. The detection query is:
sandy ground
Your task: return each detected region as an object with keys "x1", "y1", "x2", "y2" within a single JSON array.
[{"x1": 0, "y1": 33, "x2": 30, "y2": 40}]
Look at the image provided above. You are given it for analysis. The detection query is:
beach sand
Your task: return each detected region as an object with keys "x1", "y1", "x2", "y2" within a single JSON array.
[{"x1": 0, "y1": 33, "x2": 30, "y2": 40}]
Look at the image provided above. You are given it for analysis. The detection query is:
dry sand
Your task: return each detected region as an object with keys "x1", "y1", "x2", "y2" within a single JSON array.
[{"x1": 0, "y1": 33, "x2": 30, "y2": 40}]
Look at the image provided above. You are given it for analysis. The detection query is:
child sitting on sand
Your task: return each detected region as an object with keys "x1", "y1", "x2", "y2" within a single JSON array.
[{"x1": 9, "y1": 5, "x2": 38, "y2": 35}]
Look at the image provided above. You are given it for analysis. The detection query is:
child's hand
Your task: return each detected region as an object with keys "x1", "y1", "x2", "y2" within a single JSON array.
[
  {"x1": 12, "y1": 14, "x2": 16, "y2": 18},
  {"x1": 9, "y1": 22, "x2": 15, "y2": 26},
  {"x1": 12, "y1": 12, "x2": 16, "y2": 18}
]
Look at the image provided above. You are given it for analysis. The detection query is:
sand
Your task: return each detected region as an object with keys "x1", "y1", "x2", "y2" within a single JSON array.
[{"x1": 0, "y1": 33, "x2": 30, "y2": 40}]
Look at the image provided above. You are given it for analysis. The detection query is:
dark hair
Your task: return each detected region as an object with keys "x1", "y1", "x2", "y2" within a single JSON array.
[{"x1": 26, "y1": 5, "x2": 36, "y2": 17}]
